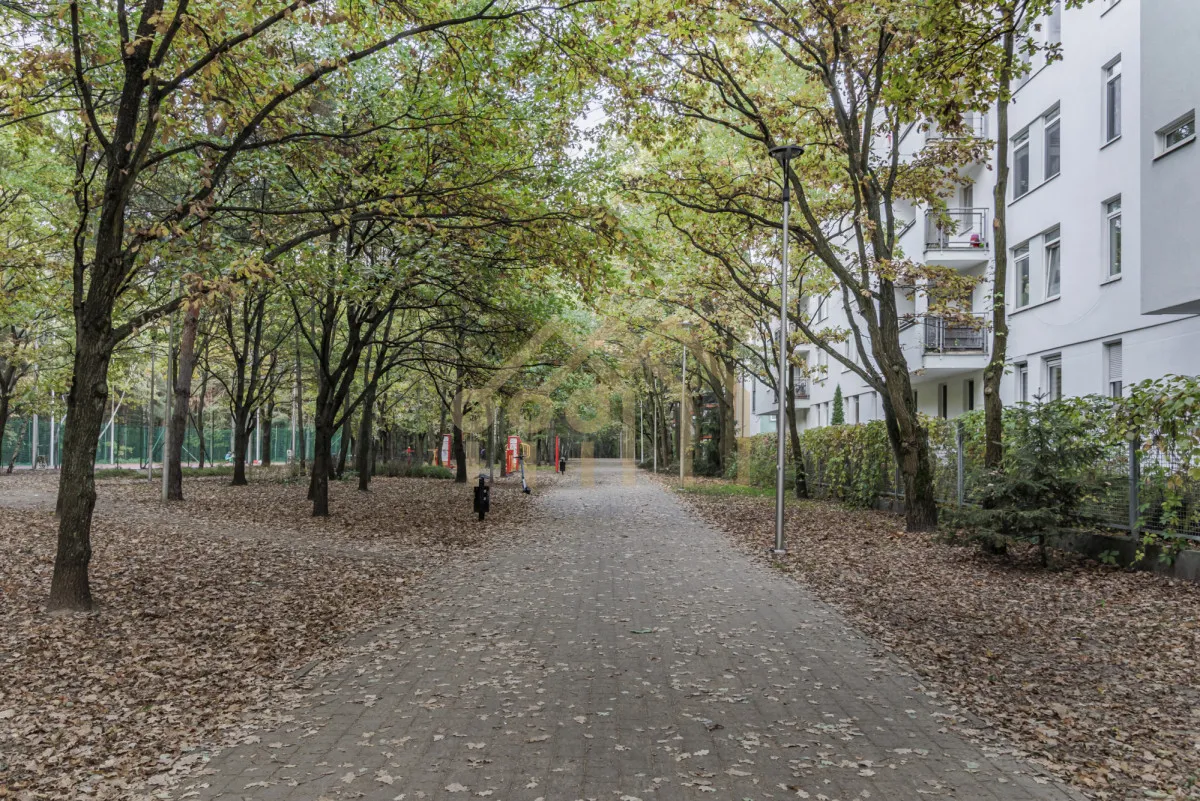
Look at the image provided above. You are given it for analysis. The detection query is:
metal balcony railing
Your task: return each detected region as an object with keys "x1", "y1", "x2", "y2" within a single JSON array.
[
  {"x1": 926, "y1": 113, "x2": 988, "y2": 141},
  {"x1": 925, "y1": 208, "x2": 989, "y2": 251},
  {"x1": 924, "y1": 314, "x2": 989, "y2": 354},
  {"x1": 795, "y1": 379, "x2": 810, "y2": 400}
]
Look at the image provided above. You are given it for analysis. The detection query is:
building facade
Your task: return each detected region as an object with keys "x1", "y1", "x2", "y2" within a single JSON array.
[{"x1": 753, "y1": 0, "x2": 1200, "y2": 433}]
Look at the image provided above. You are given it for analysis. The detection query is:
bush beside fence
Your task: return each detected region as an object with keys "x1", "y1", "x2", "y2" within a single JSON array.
[{"x1": 736, "y1": 375, "x2": 1200, "y2": 555}]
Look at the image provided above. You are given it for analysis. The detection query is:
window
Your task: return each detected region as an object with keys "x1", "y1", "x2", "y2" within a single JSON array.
[
  {"x1": 1016, "y1": 35, "x2": 1033, "y2": 87},
  {"x1": 964, "y1": 379, "x2": 976, "y2": 412},
  {"x1": 1048, "y1": 0, "x2": 1062, "y2": 45},
  {"x1": 938, "y1": 383, "x2": 949, "y2": 419},
  {"x1": 1044, "y1": 227, "x2": 1061, "y2": 298},
  {"x1": 1044, "y1": 108, "x2": 1061, "y2": 179},
  {"x1": 1014, "y1": 245, "x2": 1031, "y2": 307},
  {"x1": 961, "y1": 182, "x2": 974, "y2": 210},
  {"x1": 1105, "y1": 341, "x2": 1123, "y2": 398},
  {"x1": 1104, "y1": 58, "x2": 1122, "y2": 143},
  {"x1": 1158, "y1": 110, "x2": 1196, "y2": 156},
  {"x1": 813, "y1": 294, "x2": 830, "y2": 322},
  {"x1": 853, "y1": 395, "x2": 861, "y2": 424},
  {"x1": 1017, "y1": 363, "x2": 1029, "y2": 403},
  {"x1": 1045, "y1": 356, "x2": 1063, "y2": 401},
  {"x1": 1105, "y1": 197, "x2": 1122, "y2": 277},
  {"x1": 1013, "y1": 130, "x2": 1031, "y2": 197}
]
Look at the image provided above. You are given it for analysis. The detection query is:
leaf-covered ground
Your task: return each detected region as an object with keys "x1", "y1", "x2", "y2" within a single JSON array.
[
  {"x1": 0, "y1": 470, "x2": 544, "y2": 800},
  {"x1": 674, "y1": 482, "x2": 1200, "y2": 800}
]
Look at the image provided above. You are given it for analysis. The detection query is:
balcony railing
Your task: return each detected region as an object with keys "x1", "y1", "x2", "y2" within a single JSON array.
[
  {"x1": 763, "y1": 378, "x2": 810, "y2": 409},
  {"x1": 926, "y1": 113, "x2": 988, "y2": 141},
  {"x1": 924, "y1": 313, "x2": 989, "y2": 354},
  {"x1": 925, "y1": 208, "x2": 989, "y2": 251}
]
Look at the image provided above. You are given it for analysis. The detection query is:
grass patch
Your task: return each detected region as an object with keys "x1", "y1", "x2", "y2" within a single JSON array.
[
  {"x1": 93, "y1": 467, "x2": 144, "y2": 479},
  {"x1": 93, "y1": 465, "x2": 251, "y2": 480},
  {"x1": 678, "y1": 482, "x2": 778, "y2": 499},
  {"x1": 182, "y1": 465, "x2": 235, "y2": 477}
]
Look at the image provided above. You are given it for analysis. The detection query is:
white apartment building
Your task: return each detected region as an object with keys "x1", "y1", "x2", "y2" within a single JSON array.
[{"x1": 753, "y1": 0, "x2": 1200, "y2": 433}]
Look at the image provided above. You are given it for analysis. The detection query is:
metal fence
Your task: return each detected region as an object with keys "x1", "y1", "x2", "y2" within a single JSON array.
[{"x1": 1, "y1": 415, "x2": 329, "y2": 470}]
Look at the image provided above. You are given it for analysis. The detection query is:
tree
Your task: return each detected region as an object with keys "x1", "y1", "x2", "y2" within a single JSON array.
[
  {"x1": 618, "y1": 0, "x2": 989, "y2": 529},
  {"x1": 915, "y1": 0, "x2": 1082, "y2": 469},
  {"x1": 0, "y1": 0, "x2": 597, "y2": 609},
  {"x1": 831, "y1": 385, "x2": 845, "y2": 426}
]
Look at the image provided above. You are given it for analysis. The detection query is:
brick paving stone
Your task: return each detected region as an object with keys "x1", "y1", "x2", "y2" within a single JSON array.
[{"x1": 173, "y1": 460, "x2": 1085, "y2": 801}]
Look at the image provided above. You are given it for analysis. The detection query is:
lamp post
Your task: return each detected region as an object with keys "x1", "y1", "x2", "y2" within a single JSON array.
[{"x1": 768, "y1": 144, "x2": 804, "y2": 556}]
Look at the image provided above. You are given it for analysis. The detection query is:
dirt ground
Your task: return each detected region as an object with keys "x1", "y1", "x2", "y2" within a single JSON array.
[
  {"x1": 0, "y1": 468, "x2": 546, "y2": 800},
  {"x1": 675, "y1": 483, "x2": 1200, "y2": 800}
]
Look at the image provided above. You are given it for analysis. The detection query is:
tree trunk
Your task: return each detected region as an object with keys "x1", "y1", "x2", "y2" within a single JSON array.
[
  {"x1": 167, "y1": 302, "x2": 201, "y2": 500},
  {"x1": 335, "y1": 414, "x2": 351, "y2": 479},
  {"x1": 0, "y1": 391, "x2": 9, "y2": 469},
  {"x1": 6, "y1": 420, "x2": 25, "y2": 474},
  {"x1": 261, "y1": 399, "x2": 274, "y2": 467},
  {"x1": 453, "y1": 423, "x2": 467, "y2": 482},
  {"x1": 193, "y1": 369, "x2": 208, "y2": 469},
  {"x1": 878, "y1": 388, "x2": 939, "y2": 530},
  {"x1": 49, "y1": 331, "x2": 114, "y2": 611},
  {"x1": 984, "y1": 29, "x2": 1016, "y2": 470},
  {"x1": 296, "y1": 336, "x2": 306, "y2": 475},
  {"x1": 231, "y1": 409, "x2": 250, "y2": 486},
  {"x1": 784, "y1": 379, "x2": 809, "y2": 499},
  {"x1": 355, "y1": 385, "x2": 375, "y2": 492},
  {"x1": 310, "y1": 409, "x2": 334, "y2": 516},
  {"x1": 453, "y1": 377, "x2": 467, "y2": 483}
]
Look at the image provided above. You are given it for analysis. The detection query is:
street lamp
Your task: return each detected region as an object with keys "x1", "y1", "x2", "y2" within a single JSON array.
[
  {"x1": 680, "y1": 320, "x2": 694, "y2": 484},
  {"x1": 768, "y1": 144, "x2": 804, "y2": 556}
]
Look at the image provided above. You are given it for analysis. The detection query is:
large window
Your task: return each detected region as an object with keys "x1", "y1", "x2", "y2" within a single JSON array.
[
  {"x1": 1045, "y1": 356, "x2": 1063, "y2": 401},
  {"x1": 1013, "y1": 130, "x2": 1031, "y2": 197},
  {"x1": 1105, "y1": 341, "x2": 1123, "y2": 398},
  {"x1": 1044, "y1": 227, "x2": 1061, "y2": 298},
  {"x1": 1104, "y1": 58, "x2": 1122, "y2": 143},
  {"x1": 1105, "y1": 197, "x2": 1122, "y2": 277},
  {"x1": 1044, "y1": 108, "x2": 1061, "y2": 179},
  {"x1": 1015, "y1": 245, "x2": 1031, "y2": 307}
]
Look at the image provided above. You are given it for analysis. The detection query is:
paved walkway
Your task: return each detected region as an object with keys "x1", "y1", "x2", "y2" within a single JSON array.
[{"x1": 177, "y1": 461, "x2": 1082, "y2": 801}]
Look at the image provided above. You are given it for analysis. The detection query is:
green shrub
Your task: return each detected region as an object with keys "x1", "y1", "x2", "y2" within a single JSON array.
[
  {"x1": 943, "y1": 400, "x2": 1107, "y2": 565},
  {"x1": 377, "y1": 461, "x2": 454, "y2": 479}
]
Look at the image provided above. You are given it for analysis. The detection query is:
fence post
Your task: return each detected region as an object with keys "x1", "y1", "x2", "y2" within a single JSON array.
[
  {"x1": 1128, "y1": 437, "x2": 1140, "y2": 536},
  {"x1": 956, "y1": 419, "x2": 965, "y2": 508}
]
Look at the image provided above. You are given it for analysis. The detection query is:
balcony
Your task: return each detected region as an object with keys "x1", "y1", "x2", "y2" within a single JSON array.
[
  {"x1": 926, "y1": 113, "x2": 988, "y2": 142},
  {"x1": 919, "y1": 313, "x2": 990, "y2": 376},
  {"x1": 925, "y1": 208, "x2": 990, "y2": 269}
]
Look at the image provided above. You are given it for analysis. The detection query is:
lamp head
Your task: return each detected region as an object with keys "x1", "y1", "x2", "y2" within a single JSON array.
[{"x1": 768, "y1": 144, "x2": 805, "y2": 164}]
